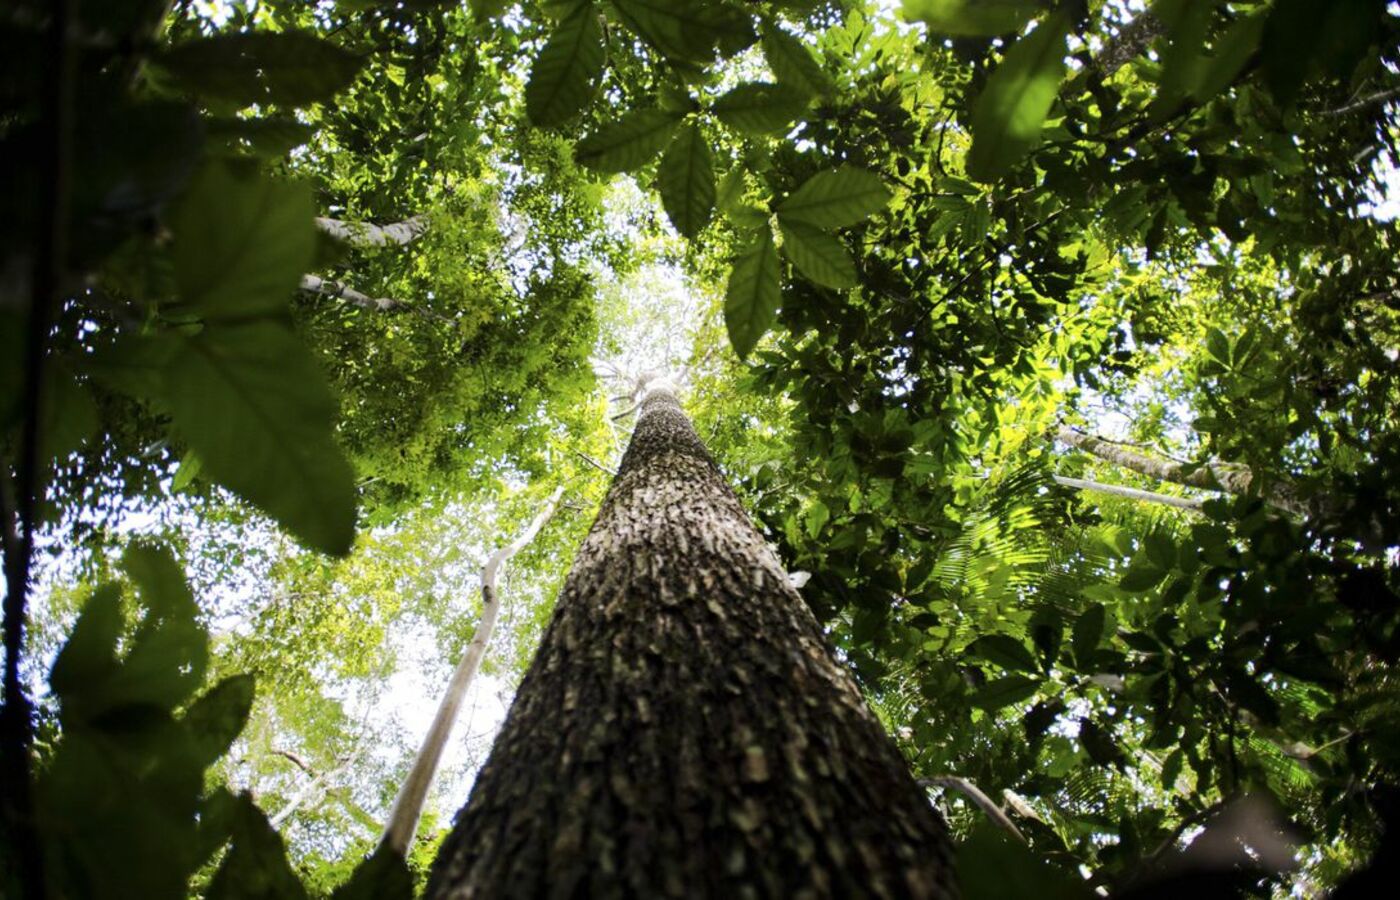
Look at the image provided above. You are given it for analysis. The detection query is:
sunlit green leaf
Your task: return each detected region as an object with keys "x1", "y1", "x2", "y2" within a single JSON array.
[
  {"x1": 163, "y1": 323, "x2": 357, "y2": 556},
  {"x1": 776, "y1": 166, "x2": 891, "y2": 229},
  {"x1": 712, "y1": 82, "x2": 809, "y2": 135},
  {"x1": 966, "y1": 10, "x2": 1071, "y2": 182},
  {"x1": 575, "y1": 109, "x2": 684, "y2": 173},
  {"x1": 526, "y1": 3, "x2": 605, "y2": 127},
  {"x1": 171, "y1": 161, "x2": 315, "y2": 320},
  {"x1": 657, "y1": 123, "x2": 716, "y2": 238},
  {"x1": 779, "y1": 221, "x2": 856, "y2": 289},
  {"x1": 724, "y1": 226, "x2": 781, "y2": 359},
  {"x1": 760, "y1": 24, "x2": 833, "y2": 96}
]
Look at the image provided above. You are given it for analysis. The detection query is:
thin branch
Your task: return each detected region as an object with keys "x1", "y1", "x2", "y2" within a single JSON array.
[
  {"x1": 1053, "y1": 475, "x2": 1205, "y2": 511},
  {"x1": 381, "y1": 486, "x2": 567, "y2": 855},
  {"x1": 1323, "y1": 85, "x2": 1400, "y2": 117},
  {"x1": 574, "y1": 451, "x2": 617, "y2": 477},
  {"x1": 920, "y1": 776, "x2": 1027, "y2": 844}
]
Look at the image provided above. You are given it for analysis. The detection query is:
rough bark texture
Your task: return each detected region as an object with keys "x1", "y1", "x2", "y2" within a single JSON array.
[
  {"x1": 315, "y1": 214, "x2": 428, "y2": 248},
  {"x1": 427, "y1": 386, "x2": 954, "y2": 899}
]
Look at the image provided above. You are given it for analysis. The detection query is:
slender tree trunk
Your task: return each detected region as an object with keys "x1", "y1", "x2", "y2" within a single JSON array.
[
  {"x1": 427, "y1": 384, "x2": 953, "y2": 899},
  {"x1": 382, "y1": 486, "x2": 565, "y2": 856},
  {"x1": 1056, "y1": 429, "x2": 1310, "y2": 518}
]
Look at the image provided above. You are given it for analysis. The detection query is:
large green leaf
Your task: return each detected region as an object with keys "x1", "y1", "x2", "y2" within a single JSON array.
[
  {"x1": 609, "y1": 0, "x2": 752, "y2": 63},
  {"x1": 575, "y1": 108, "x2": 684, "y2": 173},
  {"x1": 724, "y1": 227, "x2": 781, "y2": 359},
  {"x1": 966, "y1": 10, "x2": 1071, "y2": 182},
  {"x1": 205, "y1": 793, "x2": 308, "y2": 900},
  {"x1": 760, "y1": 24, "x2": 833, "y2": 97},
  {"x1": 182, "y1": 675, "x2": 256, "y2": 769},
  {"x1": 171, "y1": 161, "x2": 315, "y2": 320},
  {"x1": 156, "y1": 30, "x2": 364, "y2": 107},
  {"x1": 525, "y1": 3, "x2": 605, "y2": 127},
  {"x1": 968, "y1": 675, "x2": 1040, "y2": 710},
  {"x1": 712, "y1": 82, "x2": 809, "y2": 135},
  {"x1": 966, "y1": 635, "x2": 1039, "y2": 673},
  {"x1": 775, "y1": 166, "x2": 891, "y2": 229},
  {"x1": 779, "y1": 221, "x2": 856, "y2": 289},
  {"x1": 1071, "y1": 604, "x2": 1106, "y2": 667},
  {"x1": 902, "y1": 0, "x2": 1042, "y2": 36},
  {"x1": 118, "y1": 543, "x2": 208, "y2": 711},
  {"x1": 657, "y1": 124, "x2": 716, "y2": 238},
  {"x1": 163, "y1": 323, "x2": 357, "y2": 556},
  {"x1": 49, "y1": 584, "x2": 124, "y2": 708}
]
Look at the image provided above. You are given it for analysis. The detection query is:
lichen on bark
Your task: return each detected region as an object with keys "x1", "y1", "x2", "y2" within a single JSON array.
[{"x1": 427, "y1": 386, "x2": 954, "y2": 899}]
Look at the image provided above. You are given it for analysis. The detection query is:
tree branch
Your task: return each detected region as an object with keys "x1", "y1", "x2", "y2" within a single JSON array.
[
  {"x1": 299, "y1": 274, "x2": 407, "y2": 312},
  {"x1": 316, "y1": 214, "x2": 428, "y2": 248},
  {"x1": 920, "y1": 776, "x2": 1027, "y2": 844},
  {"x1": 381, "y1": 486, "x2": 567, "y2": 855},
  {"x1": 1053, "y1": 475, "x2": 1205, "y2": 511}
]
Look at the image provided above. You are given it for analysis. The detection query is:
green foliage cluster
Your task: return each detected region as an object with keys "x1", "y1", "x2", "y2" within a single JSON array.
[{"x1": 4, "y1": 0, "x2": 1400, "y2": 897}]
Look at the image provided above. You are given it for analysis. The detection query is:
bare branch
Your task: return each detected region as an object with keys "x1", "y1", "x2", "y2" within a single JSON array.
[
  {"x1": 382, "y1": 486, "x2": 567, "y2": 855},
  {"x1": 1053, "y1": 475, "x2": 1205, "y2": 511},
  {"x1": 920, "y1": 776, "x2": 1027, "y2": 844},
  {"x1": 316, "y1": 214, "x2": 428, "y2": 248}
]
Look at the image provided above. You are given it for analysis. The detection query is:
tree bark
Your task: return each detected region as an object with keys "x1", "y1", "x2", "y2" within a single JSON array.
[
  {"x1": 1052, "y1": 475, "x2": 1205, "y2": 511},
  {"x1": 298, "y1": 274, "x2": 407, "y2": 312},
  {"x1": 427, "y1": 384, "x2": 954, "y2": 899}
]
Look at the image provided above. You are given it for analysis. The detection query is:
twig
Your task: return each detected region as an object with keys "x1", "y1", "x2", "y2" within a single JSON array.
[
  {"x1": 1323, "y1": 85, "x2": 1400, "y2": 117},
  {"x1": 574, "y1": 451, "x2": 617, "y2": 477}
]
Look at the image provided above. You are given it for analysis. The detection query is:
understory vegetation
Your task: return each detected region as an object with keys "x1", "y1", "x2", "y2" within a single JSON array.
[{"x1": 2, "y1": 0, "x2": 1399, "y2": 896}]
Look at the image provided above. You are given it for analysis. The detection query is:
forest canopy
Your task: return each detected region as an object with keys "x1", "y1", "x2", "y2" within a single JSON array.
[{"x1": 2, "y1": 0, "x2": 1399, "y2": 897}]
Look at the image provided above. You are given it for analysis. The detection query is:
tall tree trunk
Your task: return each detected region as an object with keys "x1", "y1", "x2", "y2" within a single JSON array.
[{"x1": 427, "y1": 384, "x2": 954, "y2": 899}]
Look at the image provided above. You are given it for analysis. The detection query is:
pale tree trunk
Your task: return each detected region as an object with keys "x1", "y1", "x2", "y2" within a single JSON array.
[
  {"x1": 427, "y1": 384, "x2": 953, "y2": 899},
  {"x1": 382, "y1": 487, "x2": 566, "y2": 855},
  {"x1": 1056, "y1": 428, "x2": 1310, "y2": 519}
]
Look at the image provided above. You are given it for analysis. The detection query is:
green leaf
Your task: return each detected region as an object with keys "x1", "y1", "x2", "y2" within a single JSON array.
[
  {"x1": 163, "y1": 323, "x2": 357, "y2": 556},
  {"x1": 205, "y1": 117, "x2": 316, "y2": 158},
  {"x1": 805, "y1": 499, "x2": 830, "y2": 538},
  {"x1": 966, "y1": 10, "x2": 1071, "y2": 182},
  {"x1": 775, "y1": 166, "x2": 892, "y2": 229},
  {"x1": 902, "y1": 0, "x2": 1043, "y2": 37},
  {"x1": 171, "y1": 451, "x2": 202, "y2": 492},
  {"x1": 657, "y1": 124, "x2": 716, "y2": 238},
  {"x1": 49, "y1": 584, "x2": 124, "y2": 705},
  {"x1": 760, "y1": 24, "x2": 833, "y2": 96},
  {"x1": 1119, "y1": 563, "x2": 1165, "y2": 592},
  {"x1": 205, "y1": 793, "x2": 309, "y2": 900},
  {"x1": 723, "y1": 227, "x2": 781, "y2": 359},
  {"x1": 610, "y1": 0, "x2": 752, "y2": 63},
  {"x1": 183, "y1": 675, "x2": 256, "y2": 769},
  {"x1": 1194, "y1": 9, "x2": 1266, "y2": 103},
  {"x1": 968, "y1": 675, "x2": 1039, "y2": 710},
  {"x1": 958, "y1": 821, "x2": 1093, "y2": 900},
  {"x1": 1071, "y1": 604, "x2": 1106, "y2": 666},
  {"x1": 525, "y1": 3, "x2": 605, "y2": 127},
  {"x1": 330, "y1": 845, "x2": 413, "y2": 900},
  {"x1": 1144, "y1": 533, "x2": 1177, "y2": 570},
  {"x1": 712, "y1": 82, "x2": 810, "y2": 135},
  {"x1": 171, "y1": 161, "x2": 315, "y2": 320},
  {"x1": 966, "y1": 635, "x2": 1039, "y2": 673},
  {"x1": 156, "y1": 30, "x2": 364, "y2": 107},
  {"x1": 575, "y1": 108, "x2": 683, "y2": 173},
  {"x1": 118, "y1": 543, "x2": 208, "y2": 710},
  {"x1": 779, "y1": 221, "x2": 856, "y2": 289}
]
